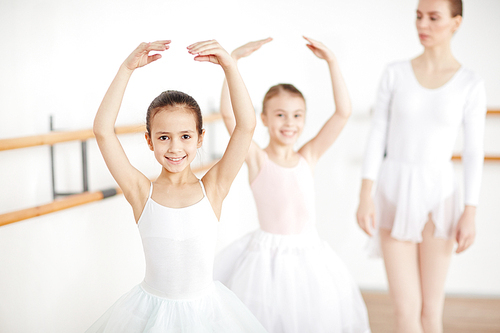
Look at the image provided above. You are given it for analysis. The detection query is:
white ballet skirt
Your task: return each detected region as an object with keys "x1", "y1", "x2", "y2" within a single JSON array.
[
  {"x1": 362, "y1": 61, "x2": 486, "y2": 257},
  {"x1": 214, "y1": 154, "x2": 371, "y2": 333},
  {"x1": 86, "y1": 180, "x2": 267, "y2": 333}
]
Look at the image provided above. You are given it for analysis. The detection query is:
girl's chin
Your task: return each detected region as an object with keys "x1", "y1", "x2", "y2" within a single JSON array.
[{"x1": 275, "y1": 138, "x2": 298, "y2": 146}]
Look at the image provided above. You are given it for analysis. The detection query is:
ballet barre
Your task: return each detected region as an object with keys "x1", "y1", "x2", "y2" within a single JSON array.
[
  {"x1": 0, "y1": 113, "x2": 222, "y2": 152},
  {"x1": 0, "y1": 161, "x2": 218, "y2": 227},
  {"x1": 0, "y1": 113, "x2": 222, "y2": 227},
  {"x1": 451, "y1": 155, "x2": 500, "y2": 161}
]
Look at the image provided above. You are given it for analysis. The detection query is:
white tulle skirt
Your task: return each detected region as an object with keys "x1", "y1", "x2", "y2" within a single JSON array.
[
  {"x1": 214, "y1": 228, "x2": 371, "y2": 333},
  {"x1": 368, "y1": 159, "x2": 462, "y2": 257},
  {"x1": 85, "y1": 281, "x2": 267, "y2": 333}
]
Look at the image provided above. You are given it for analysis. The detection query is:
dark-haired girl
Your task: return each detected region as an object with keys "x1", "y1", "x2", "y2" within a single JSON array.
[
  {"x1": 214, "y1": 37, "x2": 370, "y2": 333},
  {"x1": 86, "y1": 40, "x2": 267, "y2": 332},
  {"x1": 357, "y1": 0, "x2": 486, "y2": 332}
]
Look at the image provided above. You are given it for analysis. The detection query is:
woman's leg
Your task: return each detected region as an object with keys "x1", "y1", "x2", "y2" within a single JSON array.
[
  {"x1": 380, "y1": 228, "x2": 423, "y2": 333},
  {"x1": 418, "y1": 218, "x2": 455, "y2": 333}
]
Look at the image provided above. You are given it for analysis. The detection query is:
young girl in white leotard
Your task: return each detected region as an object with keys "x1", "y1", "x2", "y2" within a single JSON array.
[
  {"x1": 357, "y1": 0, "x2": 487, "y2": 332},
  {"x1": 86, "y1": 39, "x2": 267, "y2": 332},
  {"x1": 214, "y1": 37, "x2": 371, "y2": 333}
]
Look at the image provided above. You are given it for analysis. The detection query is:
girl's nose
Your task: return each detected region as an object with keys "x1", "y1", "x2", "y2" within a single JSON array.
[{"x1": 168, "y1": 139, "x2": 182, "y2": 152}]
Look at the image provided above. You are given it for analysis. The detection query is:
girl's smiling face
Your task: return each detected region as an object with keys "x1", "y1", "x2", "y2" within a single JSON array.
[
  {"x1": 146, "y1": 107, "x2": 204, "y2": 173},
  {"x1": 416, "y1": 0, "x2": 462, "y2": 47},
  {"x1": 261, "y1": 93, "x2": 306, "y2": 146}
]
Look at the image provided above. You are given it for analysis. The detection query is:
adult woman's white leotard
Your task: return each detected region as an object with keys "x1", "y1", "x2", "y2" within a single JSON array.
[
  {"x1": 362, "y1": 60, "x2": 486, "y2": 256},
  {"x1": 86, "y1": 180, "x2": 267, "y2": 332},
  {"x1": 214, "y1": 153, "x2": 371, "y2": 333}
]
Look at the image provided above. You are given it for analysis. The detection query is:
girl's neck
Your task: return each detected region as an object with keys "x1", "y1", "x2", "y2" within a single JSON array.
[
  {"x1": 265, "y1": 141, "x2": 298, "y2": 161},
  {"x1": 416, "y1": 43, "x2": 459, "y2": 71},
  {"x1": 157, "y1": 166, "x2": 198, "y2": 185}
]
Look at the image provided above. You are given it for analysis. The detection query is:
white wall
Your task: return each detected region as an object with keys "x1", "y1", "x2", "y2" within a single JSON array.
[{"x1": 0, "y1": 0, "x2": 499, "y2": 332}]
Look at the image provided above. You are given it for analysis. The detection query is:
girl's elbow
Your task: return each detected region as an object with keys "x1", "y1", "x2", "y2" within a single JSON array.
[
  {"x1": 336, "y1": 107, "x2": 352, "y2": 120},
  {"x1": 93, "y1": 123, "x2": 104, "y2": 138}
]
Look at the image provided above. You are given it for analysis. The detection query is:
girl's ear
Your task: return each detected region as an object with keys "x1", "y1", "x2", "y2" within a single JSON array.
[
  {"x1": 145, "y1": 133, "x2": 154, "y2": 151},
  {"x1": 261, "y1": 112, "x2": 268, "y2": 127},
  {"x1": 197, "y1": 129, "x2": 205, "y2": 148}
]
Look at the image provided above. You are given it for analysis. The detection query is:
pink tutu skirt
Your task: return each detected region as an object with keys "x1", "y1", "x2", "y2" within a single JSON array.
[{"x1": 214, "y1": 228, "x2": 371, "y2": 333}]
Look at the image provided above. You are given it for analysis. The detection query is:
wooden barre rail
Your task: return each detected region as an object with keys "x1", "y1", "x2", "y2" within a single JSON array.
[
  {"x1": 0, "y1": 161, "x2": 218, "y2": 227},
  {"x1": 0, "y1": 113, "x2": 222, "y2": 152},
  {"x1": 452, "y1": 155, "x2": 500, "y2": 161}
]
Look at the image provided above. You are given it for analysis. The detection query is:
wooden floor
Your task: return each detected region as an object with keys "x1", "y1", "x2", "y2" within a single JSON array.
[{"x1": 362, "y1": 292, "x2": 500, "y2": 333}]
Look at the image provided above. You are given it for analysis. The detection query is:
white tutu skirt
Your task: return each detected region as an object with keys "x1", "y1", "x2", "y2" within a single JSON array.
[
  {"x1": 214, "y1": 228, "x2": 371, "y2": 333},
  {"x1": 85, "y1": 281, "x2": 267, "y2": 333},
  {"x1": 368, "y1": 159, "x2": 462, "y2": 257}
]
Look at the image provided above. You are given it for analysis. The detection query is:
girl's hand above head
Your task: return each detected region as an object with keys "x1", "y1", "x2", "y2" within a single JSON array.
[
  {"x1": 187, "y1": 40, "x2": 235, "y2": 70},
  {"x1": 231, "y1": 37, "x2": 273, "y2": 61},
  {"x1": 123, "y1": 40, "x2": 171, "y2": 71},
  {"x1": 303, "y1": 36, "x2": 336, "y2": 63}
]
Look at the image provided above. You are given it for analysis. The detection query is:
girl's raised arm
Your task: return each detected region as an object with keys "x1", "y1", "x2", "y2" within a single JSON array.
[
  {"x1": 93, "y1": 40, "x2": 170, "y2": 219},
  {"x1": 188, "y1": 40, "x2": 256, "y2": 207},
  {"x1": 298, "y1": 37, "x2": 351, "y2": 167},
  {"x1": 219, "y1": 38, "x2": 272, "y2": 176}
]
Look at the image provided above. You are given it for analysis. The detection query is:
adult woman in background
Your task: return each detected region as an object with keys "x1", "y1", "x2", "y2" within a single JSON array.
[{"x1": 357, "y1": 0, "x2": 486, "y2": 332}]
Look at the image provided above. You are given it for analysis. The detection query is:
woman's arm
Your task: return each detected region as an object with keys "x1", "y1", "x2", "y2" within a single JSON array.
[
  {"x1": 219, "y1": 38, "x2": 272, "y2": 180},
  {"x1": 93, "y1": 41, "x2": 170, "y2": 218},
  {"x1": 356, "y1": 65, "x2": 394, "y2": 236},
  {"x1": 455, "y1": 79, "x2": 487, "y2": 253},
  {"x1": 188, "y1": 40, "x2": 256, "y2": 213},
  {"x1": 298, "y1": 37, "x2": 351, "y2": 167},
  {"x1": 357, "y1": 179, "x2": 376, "y2": 236}
]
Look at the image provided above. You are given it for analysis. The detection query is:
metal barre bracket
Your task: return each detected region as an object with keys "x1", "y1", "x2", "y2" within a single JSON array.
[{"x1": 49, "y1": 116, "x2": 89, "y2": 200}]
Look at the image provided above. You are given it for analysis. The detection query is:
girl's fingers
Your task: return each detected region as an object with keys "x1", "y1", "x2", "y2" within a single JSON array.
[
  {"x1": 193, "y1": 55, "x2": 217, "y2": 63},
  {"x1": 147, "y1": 53, "x2": 162, "y2": 64},
  {"x1": 306, "y1": 44, "x2": 316, "y2": 51},
  {"x1": 188, "y1": 40, "x2": 218, "y2": 52},
  {"x1": 259, "y1": 37, "x2": 273, "y2": 45},
  {"x1": 303, "y1": 36, "x2": 318, "y2": 45},
  {"x1": 194, "y1": 47, "x2": 222, "y2": 56},
  {"x1": 153, "y1": 40, "x2": 171, "y2": 44},
  {"x1": 147, "y1": 42, "x2": 170, "y2": 52},
  {"x1": 187, "y1": 40, "x2": 210, "y2": 49}
]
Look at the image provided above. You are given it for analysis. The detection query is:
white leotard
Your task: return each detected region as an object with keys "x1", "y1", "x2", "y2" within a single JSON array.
[
  {"x1": 138, "y1": 180, "x2": 218, "y2": 299},
  {"x1": 362, "y1": 60, "x2": 486, "y2": 251},
  {"x1": 86, "y1": 179, "x2": 268, "y2": 332}
]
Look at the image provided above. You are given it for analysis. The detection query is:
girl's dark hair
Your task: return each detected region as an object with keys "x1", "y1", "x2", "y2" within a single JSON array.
[
  {"x1": 262, "y1": 84, "x2": 305, "y2": 114},
  {"x1": 146, "y1": 90, "x2": 203, "y2": 136},
  {"x1": 448, "y1": 0, "x2": 462, "y2": 17}
]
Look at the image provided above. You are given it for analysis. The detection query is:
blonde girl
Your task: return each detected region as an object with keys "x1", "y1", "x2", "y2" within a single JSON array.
[{"x1": 214, "y1": 37, "x2": 371, "y2": 333}]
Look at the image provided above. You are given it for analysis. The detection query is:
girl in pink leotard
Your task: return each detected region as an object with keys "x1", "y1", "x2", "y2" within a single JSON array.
[{"x1": 214, "y1": 37, "x2": 371, "y2": 333}]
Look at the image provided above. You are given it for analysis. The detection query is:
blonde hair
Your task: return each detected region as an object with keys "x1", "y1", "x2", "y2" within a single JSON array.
[{"x1": 262, "y1": 84, "x2": 305, "y2": 114}]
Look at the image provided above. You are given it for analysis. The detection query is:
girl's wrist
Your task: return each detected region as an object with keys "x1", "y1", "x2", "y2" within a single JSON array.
[
  {"x1": 230, "y1": 53, "x2": 241, "y2": 61},
  {"x1": 222, "y1": 59, "x2": 238, "y2": 73},
  {"x1": 326, "y1": 57, "x2": 338, "y2": 67},
  {"x1": 118, "y1": 65, "x2": 135, "y2": 77}
]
